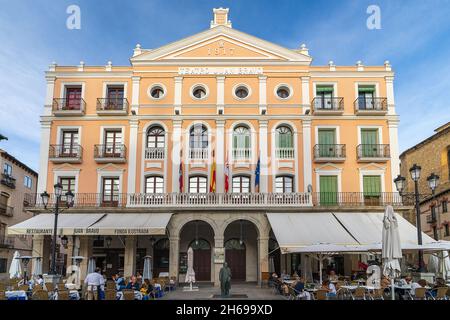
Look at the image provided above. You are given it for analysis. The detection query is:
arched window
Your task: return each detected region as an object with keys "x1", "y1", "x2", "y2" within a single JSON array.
[
  {"x1": 225, "y1": 238, "x2": 245, "y2": 250},
  {"x1": 145, "y1": 176, "x2": 164, "y2": 194},
  {"x1": 275, "y1": 126, "x2": 294, "y2": 159},
  {"x1": 233, "y1": 125, "x2": 251, "y2": 160},
  {"x1": 275, "y1": 175, "x2": 294, "y2": 193},
  {"x1": 189, "y1": 176, "x2": 207, "y2": 194},
  {"x1": 190, "y1": 125, "x2": 208, "y2": 149},
  {"x1": 154, "y1": 238, "x2": 170, "y2": 250},
  {"x1": 188, "y1": 238, "x2": 211, "y2": 250},
  {"x1": 146, "y1": 126, "x2": 165, "y2": 148},
  {"x1": 232, "y1": 175, "x2": 250, "y2": 193}
]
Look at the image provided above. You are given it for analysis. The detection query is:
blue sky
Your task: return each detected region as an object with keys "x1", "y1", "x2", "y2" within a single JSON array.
[{"x1": 0, "y1": 0, "x2": 449, "y2": 172}]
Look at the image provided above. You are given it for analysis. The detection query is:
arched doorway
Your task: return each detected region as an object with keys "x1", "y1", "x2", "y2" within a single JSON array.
[
  {"x1": 188, "y1": 239, "x2": 211, "y2": 281},
  {"x1": 153, "y1": 238, "x2": 169, "y2": 277},
  {"x1": 224, "y1": 219, "x2": 258, "y2": 282},
  {"x1": 225, "y1": 239, "x2": 246, "y2": 281}
]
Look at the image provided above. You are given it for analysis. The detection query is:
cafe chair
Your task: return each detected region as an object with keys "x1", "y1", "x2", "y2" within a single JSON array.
[
  {"x1": 352, "y1": 287, "x2": 366, "y2": 300},
  {"x1": 105, "y1": 289, "x2": 117, "y2": 300},
  {"x1": 106, "y1": 281, "x2": 116, "y2": 290},
  {"x1": 413, "y1": 287, "x2": 427, "y2": 300},
  {"x1": 18, "y1": 284, "x2": 29, "y2": 291},
  {"x1": 315, "y1": 289, "x2": 328, "y2": 300},
  {"x1": 122, "y1": 289, "x2": 135, "y2": 300},
  {"x1": 57, "y1": 290, "x2": 70, "y2": 300},
  {"x1": 433, "y1": 287, "x2": 448, "y2": 300},
  {"x1": 32, "y1": 289, "x2": 49, "y2": 300},
  {"x1": 369, "y1": 288, "x2": 384, "y2": 300}
]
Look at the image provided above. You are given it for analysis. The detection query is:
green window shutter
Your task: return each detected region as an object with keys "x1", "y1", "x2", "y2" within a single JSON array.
[
  {"x1": 319, "y1": 176, "x2": 338, "y2": 205},
  {"x1": 318, "y1": 129, "x2": 336, "y2": 157},
  {"x1": 363, "y1": 176, "x2": 381, "y2": 196},
  {"x1": 361, "y1": 129, "x2": 378, "y2": 157},
  {"x1": 358, "y1": 85, "x2": 375, "y2": 93},
  {"x1": 316, "y1": 86, "x2": 334, "y2": 94}
]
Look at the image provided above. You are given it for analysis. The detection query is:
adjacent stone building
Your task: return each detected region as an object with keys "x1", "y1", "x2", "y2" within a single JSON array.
[
  {"x1": 399, "y1": 121, "x2": 450, "y2": 240},
  {"x1": 0, "y1": 149, "x2": 38, "y2": 279}
]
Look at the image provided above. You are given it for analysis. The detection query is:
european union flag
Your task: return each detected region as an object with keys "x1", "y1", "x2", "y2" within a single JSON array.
[{"x1": 255, "y1": 157, "x2": 260, "y2": 188}]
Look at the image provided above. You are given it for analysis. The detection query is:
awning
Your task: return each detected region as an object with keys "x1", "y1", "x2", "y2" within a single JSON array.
[
  {"x1": 85, "y1": 213, "x2": 172, "y2": 235},
  {"x1": 266, "y1": 212, "x2": 359, "y2": 254},
  {"x1": 8, "y1": 213, "x2": 172, "y2": 236},
  {"x1": 8, "y1": 214, "x2": 105, "y2": 236}
]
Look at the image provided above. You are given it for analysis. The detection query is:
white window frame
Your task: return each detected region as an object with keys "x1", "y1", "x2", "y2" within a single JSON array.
[
  {"x1": 357, "y1": 126, "x2": 383, "y2": 145},
  {"x1": 59, "y1": 82, "x2": 86, "y2": 99},
  {"x1": 314, "y1": 166, "x2": 342, "y2": 194},
  {"x1": 232, "y1": 83, "x2": 252, "y2": 101},
  {"x1": 147, "y1": 83, "x2": 167, "y2": 100},
  {"x1": 102, "y1": 81, "x2": 128, "y2": 99},
  {"x1": 354, "y1": 82, "x2": 380, "y2": 100},
  {"x1": 314, "y1": 125, "x2": 341, "y2": 145},
  {"x1": 56, "y1": 126, "x2": 82, "y2": 146},
  {"x1": 312, "y1": 82, "x2": 338, "y2": 97},
  {"x1": 274, "y1": 83, "x2": 293, "y2": 101},
  {"x1": 53, "y1": 169, "x2": 80, "y2": 194},
  {"x1": 190, "y1": 83, "x2": 210, "y2": 101},
  {"x1": 96, "y1": 170, "x2": 124, "y2": 205}
]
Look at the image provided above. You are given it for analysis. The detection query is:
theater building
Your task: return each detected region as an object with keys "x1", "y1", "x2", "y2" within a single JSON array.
[{"x1": 10, "y1": 8, "x2": 411, "y2": 285}]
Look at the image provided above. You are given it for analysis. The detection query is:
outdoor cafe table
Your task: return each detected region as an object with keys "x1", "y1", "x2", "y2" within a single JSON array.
[
  {"x1": 5, "y1": 290, "x2": 28, "y2": 300},
  {"x1": 116, "y1": 290, "x2": 143, "y2": 300},
  {"x1": 283, "y1": 280, "x2": 296, "y2": 285},
  {"x1": 340, "y1": 285, "x2": 376, "y2": 291}
]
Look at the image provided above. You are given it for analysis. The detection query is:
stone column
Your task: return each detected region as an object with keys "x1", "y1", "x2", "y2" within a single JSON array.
[
  {"x1": 131, "y1": 76, "x2": 140, "y2": 114},
  {"x1": 259, "y1": 120, "x2": 269, "y2": 193},
  {"x1": 216, "y1": 120, "x2": 225, "y2": 193},
  {"x1": 64, "y1": 236, "x2": 75, "y2": 276},
  {"x1": 127, "y1": 119, "x2": 139, "y2": 196},
  {"x1": 258, "y1": 236, "x2": 269, "y2": 286},
  {"x1": 169, "y1": 236, "x2": 180, "y2": 281},
  {"x1": 32, "y1": 235, "x2": 51, "y2": 275},
  {"x1": 301, "y1": 76, "x2": 311, "y2": 113},
  {"x1": 79, "y1": 237, "x2": 92, "y2": 280},
  {"x1": 171, "y1": 120, "x2": 183, "y2": 192},
  {"x1": 302, "y1": 119, "x2": 312, "y2": 192},
  {"x1": 124, "y1": 236, "x2": 137, "y2": 277},
  {"x1": 213, "y1": 237, "x2": 224, "y2": 287}
]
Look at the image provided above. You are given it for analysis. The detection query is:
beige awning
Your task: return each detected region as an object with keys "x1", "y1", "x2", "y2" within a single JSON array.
[
  {"x1": 7, "y1": 213, "x2": 105, "y2": 236},
  {"x1": 85, "y1": 213, "x2": 172, "y2": 235}
]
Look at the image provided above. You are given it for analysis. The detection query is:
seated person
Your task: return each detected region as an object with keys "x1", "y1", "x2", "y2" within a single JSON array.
[
  {"x1": 141, "y1": 279, "x2": 155, "y2": 299},
  {"x1": 321, "y1": 280, "x2": 337, "y2": 297},
  {"x1": 328, "y1": 270, "x2": 338, "y2": 282},
  {"x1": 399, "y1": 275, "x2": 412, "y2": 286},
  {"x1": 280, "y1": 270, "x2": 289, "y2": 280},
  {"x1": 294, "y1": 277, "x2": 311, "y2": 300},
  {"x1": 126, "y1": 275, "x2": 141, "y2": 291},
  {"x1": 410, "y1": 279, "x2": 427, "y2": 296},
  {"x1": 114, "y1": 273, "x2": 126, "y2": 291}
]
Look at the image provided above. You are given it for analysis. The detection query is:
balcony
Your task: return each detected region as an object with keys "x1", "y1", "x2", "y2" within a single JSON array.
[
  {"x1": 354, "y1": 97, "x2": 387, "y2": 115},
  {"x1": 94, "y1": 144, "x2": 127, "y2": 163},
  {"x1": 233, "y1": 148, "x2": 252, "y2": 161},
  {"x1": 275, "y1": 147, "x2": 294, "y2": 160},
  {"x1": 189, "y1": 148, "x2": 209, "y2": 160},
  {"x1": 426, "y1": 214, "x2": 437, "y2": 224},
  {"x1": 313, "y1": 144, "x2": 346, "y2": 162},
  {"x1": 312, "y1": 97, "x2": 344, "y2": 115},
  {"x1": 0, "y1": 236, "x2": 15, "y2": 248},
  {"x1": 0, "y1": 203, "x2": 13, "y2": 217},
  {"x1": 52, "y1": 98, "x2": 86, "y2": 116},
  {"x1": 1, "y1": 173, "x2": 16, "y2": 189},
  {"x1": 145, "y1": 147, "x2": 165, "y2": 160},
  {"x1": 357, "y1": 144, "x2": 390, "y2": 162},
  {"x1": 24, "y1": 192, "x2": 414, "y2": 210},
  {"x1": 96, "y1": 98, "x2": 129, "y2": 115},
  {"x1": 49, "y1": 144, "x2": 83, "y2": 163}
]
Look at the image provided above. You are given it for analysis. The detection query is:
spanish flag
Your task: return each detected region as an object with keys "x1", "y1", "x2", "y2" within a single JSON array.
[{"x1": 209, "y1": 159, "x2": 216, "y2": 193}]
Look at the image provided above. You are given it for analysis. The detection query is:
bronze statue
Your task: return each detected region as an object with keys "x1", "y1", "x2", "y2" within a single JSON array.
[{"x1": 219, "y1": 262, "x2": 232, "y2": 297}]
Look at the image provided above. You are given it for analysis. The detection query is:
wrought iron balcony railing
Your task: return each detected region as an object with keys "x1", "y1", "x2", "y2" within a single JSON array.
[
  {"x1": 313, "y1": 144, "x2": 346, "y2": 161},
  {"x1": 1, "y1": 173, "x2": 16, "y2": 189},
  {"x1": 94, "y1": 144, "x2": 126, "y2": 162},
  {"x1": 0, "y1": 236, "x2": 15, "y2": 248},
  {"x1": 24, "y1": 192, "x2": 414, "y2": 209},
  {"x1": 357, "y1": 144, "x2": 390, "y2": 160},
  {"x1": 312, "y1": 97, "x2": 344, "y2": 113},
  {"x1": 52, "y1": 98, "x2": 86, "y2": 114},
  {"x1": 145, "y1": 147, "x2": 165, "y2": 160},
  {"x1": 49, "y1": 144, "x2": 83, "y2": 162},
  {"x1": 0, "y1": 203, "x2": 13, "y2": 217},
  {"x1": 354, "y1": 97, "x2": 387, "y2": 113},
  {"x1": 426, "y1": 214, "x2": 437, "y2": 224},
  {"x1": 96, "y1": 98, "x2": 129, "y2": 114}
]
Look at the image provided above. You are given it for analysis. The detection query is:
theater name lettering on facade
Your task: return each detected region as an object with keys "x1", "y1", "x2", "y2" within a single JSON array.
[{"x1": 15, "y1": 8, "x2": 407, "y2": 285}]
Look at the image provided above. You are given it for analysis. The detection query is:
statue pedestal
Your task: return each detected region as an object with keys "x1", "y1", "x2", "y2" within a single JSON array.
[{"x1": 183, "y1": 282, "x2": 199, "y2": 291}]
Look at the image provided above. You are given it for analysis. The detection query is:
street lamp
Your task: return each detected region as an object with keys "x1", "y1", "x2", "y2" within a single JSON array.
[
  {"x1": 40, "y1": 183, "x2": 75, "y2": 277},
  {"x1": 393, "y1": 175, "x2": 406, "y2": 195},
  {"x1": 427, "y1": 173, "x2": 440, "y2": 239},
  {"x1": 18, "y1": 256, "x2": 32, "y2": 282}
]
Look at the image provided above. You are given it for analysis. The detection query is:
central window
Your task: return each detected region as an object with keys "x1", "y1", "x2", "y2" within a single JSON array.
[
  {"x1": 190, "y1": 124, "x2": 208, "y2": 159},
  {"x1": 145, "y1": 176, "x2": 164, "y2": 194},
  {"x1": 102, "y1": 177, "x2": 120, "y2": 206},
  {"x1": 191, "y1": 85, "x2": 208, "y2": 100},
  {"x1": 149, "y1": 84, "x2": 166, "y2": 100},
  {"x1": 275, "y1": 84, "x2": 292, "y2": 100},
  {"x1": 189, "y1": 176, "x2": 207, "y2": 193},
  {"x1": 275, "y1": 176, "x2": 293, "y2": 193},
  {"x1": 233, "y1": 125, "x2": 251, "y2": 160},
  {"x1": 104, "y1": 129, "x2": 122, "y2": 157},
  {"x1": 275, "y1": 125, "x2": 293, "y2": 159},
  {"x1": 233, "y1": 84, "x2": 250, "y2": 100},
  {"x1": 232, "y1": 176, "x2": 250, "y2": 193}
]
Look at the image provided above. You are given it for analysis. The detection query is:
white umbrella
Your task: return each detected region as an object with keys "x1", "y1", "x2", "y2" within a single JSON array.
[
  {"x1": 382, "y1": 205, "x2": 402, "y2": 300},
  {"x1": 268, "y1": 256, "x2": 275, "y2": 274},
  {"x1": 87, "y1": 257, "x2": 96, "y2": 274},
  {"x1": 185, "y1": 247, "x2": 196, "y2": 284},
  {"x1": 427, "y1": 254, "x2": 439, "y2": 273},
  {"x1": 32, "y1": 257, "x2": 43, "y2": 276},
  {"x1": 143, "y1": 256, "x2": 153, "y2": 280},
  {"x1": 9, "y1": 251, "x2": 22, "y2": 279}
]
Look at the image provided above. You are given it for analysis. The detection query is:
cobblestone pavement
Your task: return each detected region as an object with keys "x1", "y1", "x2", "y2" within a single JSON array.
[{"x1": 161, "y1": 283, "x2": 287, "y2": 300}]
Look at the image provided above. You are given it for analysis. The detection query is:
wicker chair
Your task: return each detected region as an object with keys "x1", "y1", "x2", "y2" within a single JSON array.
[
  {"x1": 106, "y1": 281, "x2": 116, "y2": 290},
  {"x1": 105, "y1": 289, "x2": 117, "y2": 300},
  {"x1": 57, "y1": 290, "x2": 70, "y2": 300},
  {"x1": 0, "y1": 283, "x2": 6, "y2": 291},
  {"x1": 18, "y1": 284, "x2": 29, "y2": 291},
  {"x1": 57, "y1": 283, "x2": 66, "y2": 291},
  {"x1": 413, "y1": 287, "x2": 427, "y2": 300},
  {"x1": 45, "y1": 282, "x2": 55, "y2": 292},
  {"x1": 33, "y1": 284, "x2": 43, "y2": 292},
  {"x1": 433, "y1": 287, "x2": 448, "y2": 300},
  {"x1": 352, "y1": 287, "x2": 366, "y2": 300},
  {"x1": 370, "y1": 288, "x2": 384, "y2": 300},
  {"x1": 32, "y1": 289, "x2": 49, "y2": 300},
  {"x1": 0, "y1": 291, "x2": 5, "y2": 300},
  {"x1": 122, "y1": 289, "x2": 135, "y2": 300},
  {"x1": 315, "y1": 289, "x2": 328, "y2": 300}
]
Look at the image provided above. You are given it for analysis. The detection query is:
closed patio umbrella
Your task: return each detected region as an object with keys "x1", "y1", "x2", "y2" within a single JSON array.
[
  {"x1": 87, "y1": 257, "x2": 96, "y2": 274},
  {"x1": 268, "y1": 256, "x2": 275, "y2": 274},
  {"x1": 32, "y1": 257, "x2": 42, "y2": 277},
  {"x1": 301, "y1": 253, "x2": 313, "y2": 283},
  {"x1": 9, "y1": 251, "x2": 22, "y2": 279},
  {"x1": 143, "y1": 256, "x2": 153, "y2": 280},
  {"x1": 185, "y1": 247, "x2": 196, "y2": 284},
  {"x1": 382, "y1": 205, "x2": 402, "y2": 300}
]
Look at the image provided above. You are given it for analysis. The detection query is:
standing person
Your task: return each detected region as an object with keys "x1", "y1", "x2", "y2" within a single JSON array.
[{"x1": 84, "y1": 267, "x2": 105, "y2": 300}]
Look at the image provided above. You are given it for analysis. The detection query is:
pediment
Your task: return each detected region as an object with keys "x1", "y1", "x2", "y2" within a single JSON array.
[
  {"x1": 131, "y1": 26, "x2": 312, "y2": 64},
  {"x1": 52, "y1": 164, "x2": 81, "y2": 172}
]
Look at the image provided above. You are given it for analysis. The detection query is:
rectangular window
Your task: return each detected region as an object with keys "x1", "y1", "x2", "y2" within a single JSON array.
[
  {"x1": 102, "y1": 177, "x2": 120, "y2": 206},
  {"x1": 61, "y1": 130, "x2": 79, "y2": 157},
  {"x1": 24, "y1": 176, "x2": 32, "y2": 189},
  {"x1": 363, "y1": 175, "x2": 382, "y2": 205},
  {"x1": 65, "y1": 86, "x2": 82, "y2": 110},
  {"x1": 433, "y1": 226, "x2": 438, "y2": 240},
  {"x1": 275, "y1": 176, "x2": 293, "y2": 193},
  {"x1": 59, "y1": 177, "x2": 75, "y2": 202},
  {"x1": 319, "y1": 175, "x2": 338, "y2": 205},
  {"x1": 443, "y1": 200, "x2": 448, "y2": 213},
  {"x1": 318, "y1": 129, "x2": 336, "y2": 157},
  {"x1": 145, "y1": 176, "x2": 164, "y2": 194},
  {"x1": 445, "y1": 224, "x2": 449, "y2": 237},
  {"x1": 360, "y1": 129, "x2": 379, "y2": 157},
  {"x1": 3, "y1": 163, "x2": 12, "y2": 176},
  {"x1": 189, "y1": 176, "x2": 207, "y2": 194},
  {"x1": 431, "y1": 205, "x2": 436, "y2": 219},
  {"x1": 106, "y1": 86, "x2": 124, "y2": 109},
  {"x1": 104, "y1": 130, "x2": 122, "y2": 156},
  {"x1": 0, "y1": 258, "x2": 7, "y2": 273},
  {"x1": 232, "y1": 176, "x2": 250, "y2": 193},
  {"x1": 315, "y1": 85, "x2": 334, "y2": 109},
  {"x1": 358, "y1": 85, "x2": 375, "y2": 110}
]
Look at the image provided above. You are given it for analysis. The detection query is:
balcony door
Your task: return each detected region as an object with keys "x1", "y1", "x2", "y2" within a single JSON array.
[
  {"x1": 65, "y1": 87, "x2": 82, "y2": 110},
  {"x1": 102, "y1": 177, "x2": 120, "y2": 206},
  {"x1": 358, "y1": 86, "x2": 375, "y2": 110},
  {"x1": 319, "y1": 176, "x2": 338, "y2": 205},
  {"x1": 361, "y1": 129, "x2": 378, "y2": 157},
  {"x1": 318, "y1": 129, "x2": 336, "y2": 157},
  {"x1": 363, "y1": 176, "x2": 381, "y2": 205},
  {"x1": 316, "y1": 86, "x2": 334, "y2": 109},
  {"x1": 104, "y1": 130, "x2": 122, "y2": 157},
  {"x1": 106, "y1": 86, "x2": 124, "y2": 110},
  {"x1": 59, "y1": 177, "x2": 75, "y2": 203},
  {"x1": 61, "y1": 130, "x2": 79, "y2": 157}
]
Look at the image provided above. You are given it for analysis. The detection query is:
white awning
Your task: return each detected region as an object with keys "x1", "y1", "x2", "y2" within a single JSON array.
[
  {"x1": 7, "y1": 214, "x2": 105, "y2": 236},
  {"x1": 266, "y1": 212, "x2": 359, "y2": 254},
  {"x1": 86, "y1": 213, "x2": 172, "y2": 235}
]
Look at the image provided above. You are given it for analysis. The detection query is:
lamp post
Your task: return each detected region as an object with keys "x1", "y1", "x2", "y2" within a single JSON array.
[
  {"x1": 427, "y1": 173, "x2": 440, "y2": 239},
  {"x1": 40, "y1": 183, "x2": 74, "y2": 276}
]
